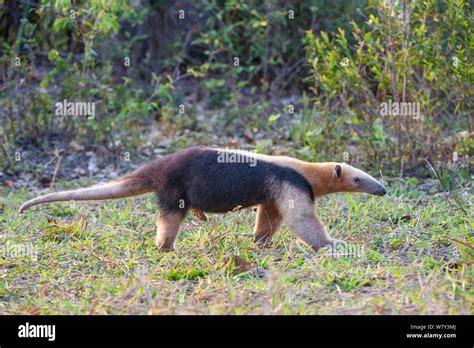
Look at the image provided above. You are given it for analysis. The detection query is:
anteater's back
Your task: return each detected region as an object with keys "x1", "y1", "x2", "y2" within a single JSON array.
[{"x1": 153, "y1": 147, "x2": 314, "y2": 213}]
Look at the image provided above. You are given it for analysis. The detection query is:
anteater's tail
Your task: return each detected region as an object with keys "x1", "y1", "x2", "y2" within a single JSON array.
[{"x1": 19, "y1": 178, "x2": 152, "y2": 214}]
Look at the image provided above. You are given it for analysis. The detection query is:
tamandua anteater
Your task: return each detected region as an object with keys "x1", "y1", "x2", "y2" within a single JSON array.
[{"x1": 19, "y1": 146, "x2": 387, "y2": 251}]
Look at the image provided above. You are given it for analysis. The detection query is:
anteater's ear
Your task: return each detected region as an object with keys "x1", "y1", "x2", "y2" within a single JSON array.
[{"x1": 333, "y1": 164, "x2": 342, "y2": 178}]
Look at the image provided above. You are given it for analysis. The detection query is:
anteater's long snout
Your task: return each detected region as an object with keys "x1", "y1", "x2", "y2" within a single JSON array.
[
  {"x1": 361, "y1": 174, "x2": 387, "y2": 196},
  {"x1": 367, "y1": 177, "x2": 387, "y2": 196},
  {"x1": 372, "y1": 185, "x2": 387, "y2": 196}
]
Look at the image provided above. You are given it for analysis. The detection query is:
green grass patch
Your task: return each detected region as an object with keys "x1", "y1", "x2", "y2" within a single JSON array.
[{"x1": 0, "y1": 180, "x2": 472, "y2": 314}]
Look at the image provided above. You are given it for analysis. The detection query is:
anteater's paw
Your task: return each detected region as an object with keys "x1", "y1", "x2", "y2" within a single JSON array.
[
  {"x1": 158, "y1": 247, "x2": 174, "y2": 252},
  {"x1": 254, "y1": 239, "x2": 273, "y2": 249},
  {"x1": 254, "y1": 234, "x2": 274, "y2": 249},
  {"x1": 155, "y1": 240, "x2": 175, "y2": 252}
]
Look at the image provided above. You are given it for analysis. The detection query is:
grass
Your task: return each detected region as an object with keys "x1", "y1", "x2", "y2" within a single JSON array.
[{"x1": 0, "y1": 179, "x2": 472, "y2": 315}]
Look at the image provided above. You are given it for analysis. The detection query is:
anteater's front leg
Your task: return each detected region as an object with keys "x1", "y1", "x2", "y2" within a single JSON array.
[
  {"x1": 283, "y1": 208, "x2": 338, "y2": 251},
  {"x1": 284, "y1": 210, "x2": 334, "y2": 250},
  {"x1": 155, "y1": 211, "x2": 185, "y2": 251},
  {"x1": 254, "y1": 202, "x2": 282, "y2": 247},
  {"x1": 276, "y1": 190, "x2": 338, "y2": 251}
]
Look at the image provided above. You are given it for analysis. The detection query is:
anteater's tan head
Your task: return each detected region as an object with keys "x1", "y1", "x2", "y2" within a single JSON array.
[{"x1": 327, "y1": 163, "x2": 387, "y2": 196}]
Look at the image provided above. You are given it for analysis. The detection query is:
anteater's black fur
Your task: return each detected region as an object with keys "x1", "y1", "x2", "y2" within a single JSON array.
[{"x1": 128, "y1": 147, "x2": 314, "y2": 215}]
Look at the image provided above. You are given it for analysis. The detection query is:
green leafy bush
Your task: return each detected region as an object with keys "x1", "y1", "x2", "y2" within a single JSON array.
[
  {"x1": 188, "y1": 0, "x2": 367, "y2": 105},
  {"x1": 0, "y1": 0, "x2": 173, "y2": 154},
  {"x1": 304, "y1": 0, "x2": 472, "y2": 173}
]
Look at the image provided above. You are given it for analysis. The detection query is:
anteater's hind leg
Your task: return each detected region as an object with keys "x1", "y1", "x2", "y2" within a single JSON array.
[
  {"x1": 191, "y1": 208, "x2": 208, "y2": 221},
  {"x1": 254, "y1": 202, "x2": 282, "y2": 247},
  {"x1": 155, "y1": 211, "x2": 185, "y2": 251}
]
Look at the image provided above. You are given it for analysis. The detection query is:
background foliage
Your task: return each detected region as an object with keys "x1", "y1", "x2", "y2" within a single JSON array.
[
  {"x1": 0, "y1": 0, "x2": 472, "y2": 177},
  {"x1": 304, "y1": 0, "x2": 472, "y2": 173}
]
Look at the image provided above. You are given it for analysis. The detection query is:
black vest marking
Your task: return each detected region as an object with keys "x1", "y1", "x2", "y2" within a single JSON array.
[{"x1": 157, "y1": 147, "x2": 314, "y2": 213}]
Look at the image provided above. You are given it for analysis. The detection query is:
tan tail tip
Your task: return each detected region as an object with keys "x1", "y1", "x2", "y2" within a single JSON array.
[{"x1": 19, "y1": 203, "x2": 29, "y2": 214}]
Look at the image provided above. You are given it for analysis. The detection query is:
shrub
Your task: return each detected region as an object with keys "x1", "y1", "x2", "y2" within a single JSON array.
[{"x1": 304, "y1": 0, "x2": 472, "y2": 174}]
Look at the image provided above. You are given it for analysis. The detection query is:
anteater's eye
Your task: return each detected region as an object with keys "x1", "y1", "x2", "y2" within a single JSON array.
[{"x1": 354, "y1": 177, "x2": 360, "y2": 183}]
